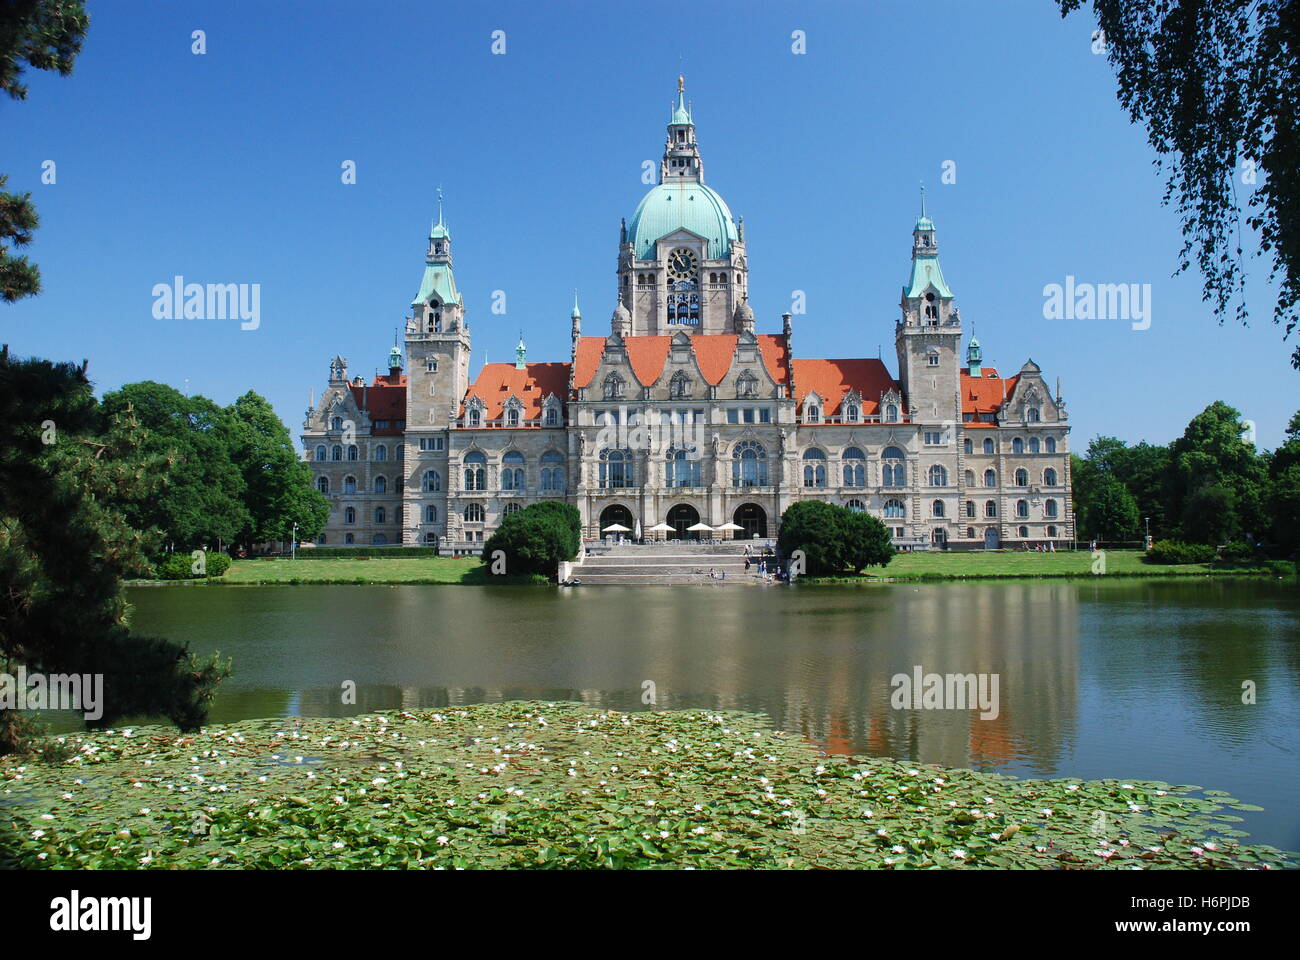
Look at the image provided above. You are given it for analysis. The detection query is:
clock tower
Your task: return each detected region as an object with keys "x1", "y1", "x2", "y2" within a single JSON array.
[{"x1": 618, "y1": 78, "x2": 748, "y2": 336}]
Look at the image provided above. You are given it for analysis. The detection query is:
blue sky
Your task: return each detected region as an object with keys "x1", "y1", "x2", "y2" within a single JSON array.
[{"x1": 3, "y1": 0, "x2": 1296, "y2": 449}]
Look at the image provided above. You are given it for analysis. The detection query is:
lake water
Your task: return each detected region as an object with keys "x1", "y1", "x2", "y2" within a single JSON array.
[{"x1": 123, "y1": 578, "x2": 1300, "y2": 850}]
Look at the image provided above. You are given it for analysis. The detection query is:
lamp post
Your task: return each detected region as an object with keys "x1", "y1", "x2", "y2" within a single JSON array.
[
  {"x1": 291, "y1": 521, "x2": 298, "y2": 560},
  {"x1": 1143, "y1": 517, "x2": 1150, "y2": 552}
]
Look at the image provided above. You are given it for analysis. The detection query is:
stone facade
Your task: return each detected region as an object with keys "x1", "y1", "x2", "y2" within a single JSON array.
[{"x1": 301, "y1": 82, "x2": 1073, "y2": 551}]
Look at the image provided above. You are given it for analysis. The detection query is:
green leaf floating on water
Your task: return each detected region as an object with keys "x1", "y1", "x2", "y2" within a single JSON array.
[{"x1": 1, "y1": 702, "x2": 1295, "y2": 871}]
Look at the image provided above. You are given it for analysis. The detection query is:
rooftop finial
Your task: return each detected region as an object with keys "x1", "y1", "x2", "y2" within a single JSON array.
[
  {"x1": 437, "y1": 185, "x2": 444, "y2": 226},
  {"x1": 678, "y1": 74, "x2": 684, "y2": 94},
  {"x1": 920, "y1": 180, "x2": 926, "y2": 218},
  {"x1": 571, "y1": 289, "x2": 581, "y2": 320}
]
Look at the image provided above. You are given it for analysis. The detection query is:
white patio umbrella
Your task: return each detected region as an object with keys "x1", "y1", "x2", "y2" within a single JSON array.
[
  {"x1": 716, "y1": 521, "x2": 744, "y2": 540},
  {"x1": 602, "y1": 523, "x2": 631, "y2": 533},
  {"x1": 646, "y1": 521, "x2": 674, "y2": 541},
  {"x1": 634, "y1": 519, "x2": 642, "y2": 540},
  {"x1": 686, "y1": 522, "x2": 714, "y2": 531}
]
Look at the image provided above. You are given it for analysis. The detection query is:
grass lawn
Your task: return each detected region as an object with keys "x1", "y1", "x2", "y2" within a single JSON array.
[
  {"x1": 806, "y1": 549, "x2": 1290, "y2": 582},
  {"x1": 4, "y1": 701, "x2": 1292, "y2": 869},
  {"x1": 218, "y1": 556, "x2": 546, "y2": 585}
]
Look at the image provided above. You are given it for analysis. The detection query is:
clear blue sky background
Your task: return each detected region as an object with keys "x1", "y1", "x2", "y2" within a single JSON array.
[{"x1": 4, "y1": 0, "x2": 1296, "y2": 450}]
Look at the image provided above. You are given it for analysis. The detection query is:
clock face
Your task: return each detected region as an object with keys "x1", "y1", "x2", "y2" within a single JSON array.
[{"x1": 668, "y1": 247, "x2": 699, "y2": 281}]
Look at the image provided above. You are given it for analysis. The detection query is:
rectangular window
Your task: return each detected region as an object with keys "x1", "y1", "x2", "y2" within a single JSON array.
[
  {"x1": 743, "y1": 409, "x2": 755, "y2": 424},
  {"x1": 726, "y1": 409, "x2": 739, "y2": 424},
  {"x1": 924, "y1": 431, "x2": 945, "y2": 445},
  {"x1": 759, "y1": 408, "x2": 771, "y2": 423}
]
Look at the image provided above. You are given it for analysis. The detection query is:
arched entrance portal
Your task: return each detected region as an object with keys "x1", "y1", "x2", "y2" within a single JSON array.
[
  {"x1": 983, "y1": 527, "x2": 1000, "y2": 550},
  {"x1": 599, "y1": 504, "x2": 635, "y2": 539},
  {"x1": 734, "y1": 503, "x2": 767, "y2": 539},
  {"x1": 666, "y1": 503, "x2": 700, "y2": 540}
]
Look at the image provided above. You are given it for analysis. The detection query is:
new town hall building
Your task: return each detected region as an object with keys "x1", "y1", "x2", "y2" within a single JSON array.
[{"x1": 302, "y1": 82, "x2": 1073, "y2": 551}]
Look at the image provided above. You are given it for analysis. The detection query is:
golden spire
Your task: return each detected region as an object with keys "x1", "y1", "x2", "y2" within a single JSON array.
[{"x1": 677, "y1": 74, "x2": 684, "y2": 93}]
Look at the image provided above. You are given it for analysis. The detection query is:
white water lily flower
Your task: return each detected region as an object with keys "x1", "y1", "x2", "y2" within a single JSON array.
[{"x1": 437, "y1": 836, "x2": 449, "y2": 845}]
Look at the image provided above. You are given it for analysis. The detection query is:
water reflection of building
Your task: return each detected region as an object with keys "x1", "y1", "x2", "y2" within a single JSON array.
[{"x1": 262, "y1": 583, "x2": 1078, "y2": 774}]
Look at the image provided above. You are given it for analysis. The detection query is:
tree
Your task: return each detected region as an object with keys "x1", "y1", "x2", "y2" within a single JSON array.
[
  {"x1": 840, "y1": 510, "x2": 896, "y2": 573},
  {"x1": 481, "y1": 502, "x2": 580, "y2": 578},
  {"x1": 1166, "y1": 401, "x2": 1267, "y2": 541},
  {"x1": 1267, "y1": 464, "x2": 1300, "y2": 556},
  {"x1": 1079, "y1": 471, "x2": 1140, "y2": 541},
  {"x1": 1059, "y1": 1, "x2": 1300, "y2": 368},
  {"x1": 0, "y1": 1, "x2": 89, "y2": 302},
  {"x1": 99, "y1": 382, "x2": 249, "y2": 553},
  {"x1": 227, "y1": 391, "x2": 328, "y2": 547},
  {"x1": 0, "y1": 347, "x2": 227, "y2": 753}
]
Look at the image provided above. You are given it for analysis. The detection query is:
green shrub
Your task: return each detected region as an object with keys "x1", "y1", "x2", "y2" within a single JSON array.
[
  {"x1": 203, "y1": 551, "x2": 231, "y2": 578},
  {"x1": 1214, "y1": 541, "x2": 1257, "y2": 564},
  {"x1": 777, "y1": 501, "x2": 894, "y2": 575},
  {"x1": 1145, "y1": 540, "x2": 1216, "y2": 564},
  {"x1": 156, "y1": 553, "x2": 200, "y2": 580},
  {"x1": 481, "y1": 502, "x2": 581, "y2": 578}
]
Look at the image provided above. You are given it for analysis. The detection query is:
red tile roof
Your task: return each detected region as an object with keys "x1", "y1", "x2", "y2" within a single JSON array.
[
  {"x1": 572, "y1": 334, "x2": 790, "y2": 389},
  {"x1": 791, "y1": 358, "x2": 900, "y2": 416},
  {"x1": 349, "y1": 373, "x2": 407, "y2": 435},
  {"x1": 462, "y1": 362, "x2": 570, "y2": 422},
  {"x1": 961, "y1": 368, "x2": 1018, "y2": 426}
]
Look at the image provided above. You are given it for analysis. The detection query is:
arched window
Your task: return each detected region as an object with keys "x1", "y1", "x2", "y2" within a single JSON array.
[
  {"x1": 802, "y1": 448, "x2": 827, "y2": 487},
  {"x1": 1046, "y1": 525, "x2": 1058, "y2": 538},
  {"x1": 545, "y1": 406, "x2": 559, "y2": 427},
  {"x1": 347, "y1": 445, "x2": 358, "y2": 461},
  {"x1": 503, "y1": 502, "x2": 521, "y2": 517},
  {"x1": 1018, "y1": 525, "x2": 1029, "y2": 538},
  {"x1": 964, "y1": 470, "x2": 975, "y2": 486},
  {"x1": 506, "y1": 407, "x2": 520, "y2": 427},
  {"x1": 846, "y1": 499, "x2": 866, "y2": 512},
  {"x1": 928, "y1": 464, "x2": 948, "y2": 486},
  {"x1": 464, "y1": 503, "x2": 485, "y2": 523},
  {"x1": 932, "y1": 499, "x2": 946, "y2": 518},
  {"x1": 1014, "y1": 468, "x2": 1029, "y2": 486},
  {"x1": 464, "y1": 451, "x2": 486, "y2": 491},
  {"x1": 374, "y1": 475, "x2": 387, "y2": 494},
  {"x1": 885, "y1": 403, "x2": 899, "y2": 423},
  {"x1": 372, "y1": 533, "x2": 388, "y2": 546},
  {"x1": 1013, "y1": 437, "x2": 1024, "y2": 454},
  {"x1": 963, "y1": 438, "x2": 973, "y2": 454},
  {"x1": 1043, "y1": 467, "x2": 1058, "y2": 486},
  {"x1": 1045, "y1": 437, "x2": 1057, "y2": 453},
  {"x1": 984, "y1": 469, "x2": 997, "y2": 487},
  {"x1": 501, "y1": 451, "x2": 525, "y2": 490},
  {"x1": 884, "y1": 498, "x2": 906, "y2": 518},
  {"x1": 374, "y1": 507, "x2": 385, "y2": 524},
  {"x1": 842, "y1": 447, "x2": 865, "y2": 487},
  {"x1": 343, "y1": 475, "x2": 357, "y2": 494},
  {"x1": 423, "y1": 469, "x2": 441, "y2": 492},
  {"x1": 316, "y1": 476, "x2": 329, "y2": 494},
  {"x1": 666, "y1": 445, "x2": 702, "y2": 487},
  {"x1": 425, "y1": 505, "x2": 438, "y2": 523},
  {"x1": 469, "y1": 407, "x2": 481, "y2": 427},
  {"x1": 1027, "y1": 407, "x2": 1041, "y2": 423},
  {"x1": 732, "y1": 441, "x2": 768, "y2": 487},
  {"x1": 375, "y1": 444, "x2": 387, "y2": 461},
  {"x1": 331, "y1": 445, "x2": 342, "y2": 461},
  {"x1": 603, "y1": 372, "x2": 625, "y2": 400},
  {"x1": 983, "y1": 437, "x2": 995, "y2": 454},
  {"x1": 881, "y1": 447, "x2": 906, "y2": 487},
  {"x1": 541, "y1": 450, "x2": 565, "y2": 491},
  {"x1": 1029, "y1": 437, "x2": 1040, "y2": 454},
  {"x1": 344, "y1": 533, "x2": 354, "y2": 544},
  {"x1": 330, "y1": 416, "x2": 343, "y2": 431},
  {"x1": 1016, "y1": 499, "x2": 1029, "y2": 518},
  {"x1": 600, "y1": 448, "x2": 634, "y2": 488},
  {"x1": 805, "y1": 402, "x2": 820, "y2": 423},
  {"x1": 315, "y1": 444, "x2": 327, "y2": 461},
  {"x1": 985, "y1": 500, "x2": 997, "y2": 517},
  {"x1": 344, "y1": 507, "x2": 356, "y2": 524},
  {"x1": 1045, "y1": 499, "x2": 1059, "y2": 519}
]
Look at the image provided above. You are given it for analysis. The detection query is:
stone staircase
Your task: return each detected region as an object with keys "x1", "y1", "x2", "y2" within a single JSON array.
[{"x1": 569, "y1": 540, "x2": 782, "y2": 585}]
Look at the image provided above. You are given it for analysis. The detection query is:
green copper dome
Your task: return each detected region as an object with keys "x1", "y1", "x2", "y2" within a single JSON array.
[{"x1": 628, "y1": 180, "x2": 738, "y2": 261}]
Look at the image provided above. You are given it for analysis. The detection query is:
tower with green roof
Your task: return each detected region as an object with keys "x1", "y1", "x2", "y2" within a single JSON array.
[
  {"x1": 405, "y1": 192, "x2": 471, "y2": 452},
  {"x1": 895, "y1": 191, "x2": 963, "y2": 424},
  {"x1": 618, "y1": 77, "x2": 748, "y2": 336}
]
